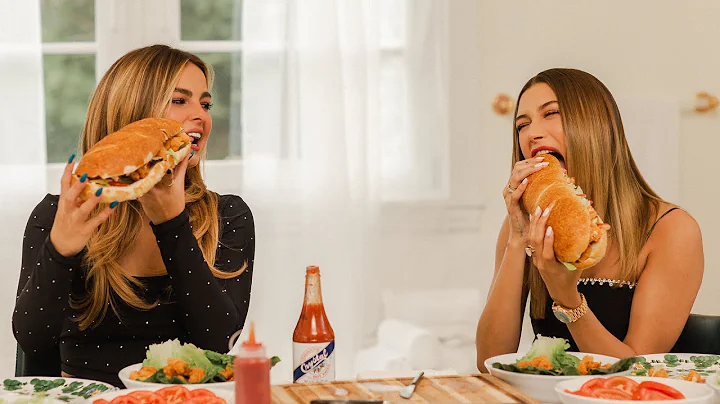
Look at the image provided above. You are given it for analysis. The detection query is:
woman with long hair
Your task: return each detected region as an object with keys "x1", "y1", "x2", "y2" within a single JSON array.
[
  {"x1": 13, "y1": 45, "x2": 255, "y2": 386},
  {"x1": 476, "y1": 68, "x2": 703, "y2": 370}
]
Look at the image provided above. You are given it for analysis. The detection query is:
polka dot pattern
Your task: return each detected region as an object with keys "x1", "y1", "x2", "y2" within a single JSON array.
[{"x1": 13, "y1": 194, "x2": 255, "y2": 387}]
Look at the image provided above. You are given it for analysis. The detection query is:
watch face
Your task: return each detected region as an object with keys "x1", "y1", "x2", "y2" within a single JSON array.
[{"x1": 554, "y1": 309, "x2": 572, "y2": 323}]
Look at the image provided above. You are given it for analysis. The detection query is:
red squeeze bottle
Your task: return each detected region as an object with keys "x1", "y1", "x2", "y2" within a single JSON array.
[{"x1": 234, "y1": 322, "x2": 271, "y2": 404}]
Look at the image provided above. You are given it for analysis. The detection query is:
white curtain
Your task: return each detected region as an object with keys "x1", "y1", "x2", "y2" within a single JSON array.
[
  {"x1": 234, "y1": 0, "x2": 450, "y2": 382},
  {"x1": 0, "y1": 0, "x2": 450, "y2": 381},
  {"x1": 0, "y1": 1, "x2": 45, "y2": 375}
]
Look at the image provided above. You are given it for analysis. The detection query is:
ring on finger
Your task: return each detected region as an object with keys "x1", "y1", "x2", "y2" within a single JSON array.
[
  {"x1": 164, "y1": 169, "x2": 175, "y2": 187},
  {"x1": 525, "y1": 245, "x2": 535, "y2": 257},
  {"x1": 506, "y1": 183, "x2": 517, "y2": 193}
]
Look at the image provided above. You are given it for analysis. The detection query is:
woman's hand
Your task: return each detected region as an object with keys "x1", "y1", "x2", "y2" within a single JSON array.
[
  {"x1": 527, "y1": 204, "x2": 583, "y2": 308},
  {"x1": 49, "y1": 155, "x2": 118, "y2": 257},
  {"x1": 138, "y1": 151, "x2": 192, "y2": 225},
  {"x1": 503, "y1": 156, "x2": 549, "y2": 244}
]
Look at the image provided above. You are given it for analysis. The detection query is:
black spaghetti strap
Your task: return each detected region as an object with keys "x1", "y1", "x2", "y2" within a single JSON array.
[{"x1": 647, "y1": 207, "x2": 681, "y2": 237}]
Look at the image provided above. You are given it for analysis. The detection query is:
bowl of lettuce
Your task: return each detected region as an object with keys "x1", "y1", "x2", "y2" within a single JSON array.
[
  {"x1": 118, "y1": 339, "x2": 280, "y2": 391},
  {"x1": 484, "y1": 335, "x2": 641, "y2": 403}
]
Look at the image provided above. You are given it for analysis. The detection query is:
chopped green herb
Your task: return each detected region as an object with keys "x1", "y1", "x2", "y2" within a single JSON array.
[
  {"x1": 3, "y1": 379, "x2": 24, "y2": 391},
  {"x1": 30, "y1": 379, "x2": 65, "y2": 393},
  {"x1": 71, "y1": 383, "x2": 110, "y2": 399},
  {"x1": 60, "y1": 382, "x2": 82, "y2": 394}
]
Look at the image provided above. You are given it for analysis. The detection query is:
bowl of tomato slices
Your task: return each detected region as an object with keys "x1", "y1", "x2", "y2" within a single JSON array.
[
  {"x1": 555, "y1": 376, "x2": 714, "y2": 404},
  {"x1": 87, "y1": 385, "x2": 233, "y2": 404}
]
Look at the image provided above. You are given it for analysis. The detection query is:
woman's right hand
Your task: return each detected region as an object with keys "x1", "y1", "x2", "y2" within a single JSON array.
[
  {"x1": 503, "y1": 156, "x2": 549, "y2": 244},
  {"x1": 49, "y1": 155, "x2": 118, "y2": 258}
]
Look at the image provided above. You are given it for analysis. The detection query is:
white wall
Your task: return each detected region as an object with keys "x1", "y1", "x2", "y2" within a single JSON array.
[{"x1": 364, "y1": 0, "x2": 720, "y2": 368}]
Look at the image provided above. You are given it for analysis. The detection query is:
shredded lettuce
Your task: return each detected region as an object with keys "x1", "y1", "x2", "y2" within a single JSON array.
[
  {"x1": 517, "y1": 334, "x2": 580, "y2": 369},
  {"x1": 167, "y1": 148, "x2": 179, "y2": 165},
  {"x1": 139, "y1": 339, "x2": 281, "y2": 384},
  {"x1": 563, "y1": 262, "x2": 578, "y2": 271}
]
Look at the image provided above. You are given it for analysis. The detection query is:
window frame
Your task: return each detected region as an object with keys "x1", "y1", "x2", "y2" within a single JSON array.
[{"x1": 43, "y1": 0, "x2": 461, "y2": 207}]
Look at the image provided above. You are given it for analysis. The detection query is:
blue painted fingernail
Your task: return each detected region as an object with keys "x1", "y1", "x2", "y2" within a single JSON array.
[
  {"x1": 68, "y1": 153, "x2": 76, "y2": 164},
  {"x1": 190, "y1": 150, "x2": 195, "y2": 158},
  {"x1": 95, "y1": 188, "x2": 103, "y2": 197},
  {"x1": 110, "y1": 201, "x2": 118, "y2": 209},
  {"x1": 80, "y1": 173, "x2": 88, "y2": 183}
]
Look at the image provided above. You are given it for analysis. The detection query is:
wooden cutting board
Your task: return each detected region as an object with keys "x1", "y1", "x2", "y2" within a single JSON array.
[{"x1": 271, "y1": 374, "x2": 540, "y2": 403}]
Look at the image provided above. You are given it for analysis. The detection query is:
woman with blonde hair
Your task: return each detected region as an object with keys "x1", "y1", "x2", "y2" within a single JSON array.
[
  {"x1": 476, "y1": 68, "x2": 703, "y2": 371},
  {"x1": 13, "y1": 44, "x2": 255, "y2": 386}
]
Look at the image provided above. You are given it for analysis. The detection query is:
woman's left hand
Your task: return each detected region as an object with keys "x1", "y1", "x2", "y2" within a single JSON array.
[
  {"x1": 139, "y1": 151, "x2": 191, "y2": 224},
  {"x1": 527, "y1": 204, "x2": 584, "y2": 308}
]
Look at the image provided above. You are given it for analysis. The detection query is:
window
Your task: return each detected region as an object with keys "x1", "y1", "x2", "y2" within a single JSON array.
[
  {"x1": 39, "y1": 0, "x2": 430, "y2": 199},
  {"x1": 40, "y1": 0, "x2": 243, "y2": 163},
  {"x1": 40, "y1": 0, "x2": 96, "y2": 164},
  {"x1": 179, "y1": 0, "x2": 243, "y2": 160}
]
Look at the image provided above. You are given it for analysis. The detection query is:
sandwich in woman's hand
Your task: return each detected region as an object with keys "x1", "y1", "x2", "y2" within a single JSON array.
[
  {"x1": 72, "y1": 118, "x2": 193, "y2": 203},
  {"x1": 522, "y1": 153, "x2": 609, "y2": 270}
]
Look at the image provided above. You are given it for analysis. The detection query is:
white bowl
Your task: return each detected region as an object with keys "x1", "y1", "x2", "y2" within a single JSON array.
[
  {"x1": 119, "y1": 363, "x2": 234, "y2": 392},
  {"x1": 485, "y1": 352, "x2": 621, "y2": 404},
  {"x1": 89, "y1": 386, "x2": 234, "y2": 404},
  {"x1": 555, "y1": 376, "x2": 714, "y2": 404}
]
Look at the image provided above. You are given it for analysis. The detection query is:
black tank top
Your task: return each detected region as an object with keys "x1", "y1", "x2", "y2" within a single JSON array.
[{"x1": 530, "y1": 207, "x2": 680, "y2": 349}]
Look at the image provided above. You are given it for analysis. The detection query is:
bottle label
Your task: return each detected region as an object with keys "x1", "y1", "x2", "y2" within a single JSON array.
[{"x1": 292, "y1": 341, "x2": 335, "y2": 383}]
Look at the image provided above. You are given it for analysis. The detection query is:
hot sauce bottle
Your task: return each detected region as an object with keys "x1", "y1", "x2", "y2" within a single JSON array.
[
  {"x1": 292, "y1": 265, "x2": 336, "y2": 383},
  {"x1": 234, "y1": 322, "x2": 271, "y2": 404}
]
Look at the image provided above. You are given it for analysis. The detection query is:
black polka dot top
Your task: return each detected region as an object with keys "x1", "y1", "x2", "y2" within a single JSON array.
[{"x1": 12, "y1": 194, "x2": 255, "y2": 387}]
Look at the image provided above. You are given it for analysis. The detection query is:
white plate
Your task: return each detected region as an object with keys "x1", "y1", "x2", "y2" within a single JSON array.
[
  {"x1": 485, "y1": 352, "x2": 621, "y2": 404},
  {"x1": 0, "y1": 391, "x2": 67, "y2": 404},
  {"x1": 89, "y1": 386, "x2": 234, "y2": 404},
  {"x1": 629, "y1": 353, "x2": 720, "y2": 382},
  {"x1": 555, "y1": 375, "x2": 714, "y2": 404},
  {"x1": 118, "y1": 363, "x2": 234, "y2": 392},
  {"x1": 0, "y1": 377, "x2": 116, "y2": 404}
]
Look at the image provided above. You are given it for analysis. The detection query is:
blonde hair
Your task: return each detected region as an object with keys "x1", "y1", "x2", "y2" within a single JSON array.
[
  {"x1": 72, "y1": 45, "x2": 246, "y2": 330},
  {"x1": 511, "y1": 68, "x2": 664, "y2": 319}
]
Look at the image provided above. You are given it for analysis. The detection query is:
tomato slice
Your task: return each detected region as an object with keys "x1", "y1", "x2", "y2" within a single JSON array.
[
  {"x1": 591, "y1": 387, "x2": 634, "y2": 400},
  {"x1": 566, "y1": 389, "x2": 593, "y2": 397},
  {"x1": 633, "y1": 386, "x2": 674, "y2": 401},
  {"x1": 579, "y1": 377, "x2": 607, "y2": 395},
  {"x1": 94, "y1": 400, "x2": 112, "y2": 404},
  {"x1": 638, "y1": 381, "x2": 686, "y2": 400},
  {"x1": 183, "y1": 397, "x2": 226, "y2": 404},
  {"x1": 109, "y1": 397, "x2": 141, "y2": 404},
  {"x1": 188, "y1": 389, "x2": 216, "y2": 398},
  {"x1": 127, "y1": 391, "x2": 167, "y2": 404},
  {"x1": 155, "y1": 386, "x2": 191, "y2": 404},
  {"x1": 604, "y1": 376, "x2": 640, "y2": 394}
]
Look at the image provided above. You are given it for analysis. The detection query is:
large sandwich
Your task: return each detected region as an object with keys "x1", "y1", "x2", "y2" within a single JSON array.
[
  {"x1": 73, "y1": 118, "x2": 193, "y2": 203},
  {"x1": 522, "y1": 153, "x2": 609, "y2": 270}
]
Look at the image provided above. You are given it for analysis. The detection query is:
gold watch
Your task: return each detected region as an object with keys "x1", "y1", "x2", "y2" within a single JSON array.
[{"x1": 552, "y1": 293, "x2": 588, "y2": 324}]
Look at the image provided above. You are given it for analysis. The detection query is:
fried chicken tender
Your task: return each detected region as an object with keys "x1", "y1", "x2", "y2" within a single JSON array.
[
  {"x1": 128, "y1": 164, "x2": 151, "y2": 181},
  {"x1": 219, "y1": 365, "x2": 234, "y2": 381},
  {"x1": 683, "y1": 370, "x2": 706, "y2": 383},
  {"x1": 577, "y1": 355, "x2": 606, "y2": 375},
  {"x1": 163, "y1": 358, "x2": 190, "y2": 378},
  {"x1": 648, "y1": 367, "x2": 669, "y2": 378},
  {"x1": 517, "y1": 355, "x2": 553, "y2": 370},
  {"x1": 129, "y1": 366, "x2": 158, "y2": 380},
  {"x1": 187, "y1": 367, "x2": 206, "y2": 384}
]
